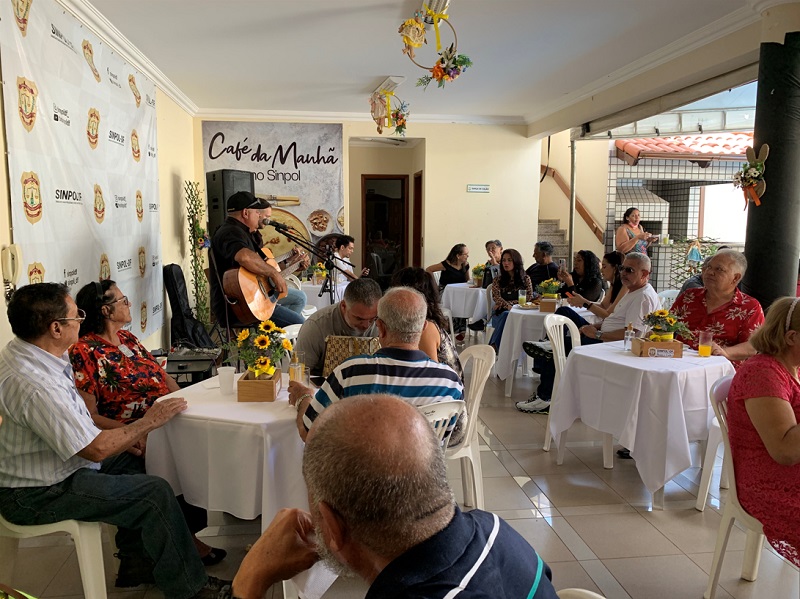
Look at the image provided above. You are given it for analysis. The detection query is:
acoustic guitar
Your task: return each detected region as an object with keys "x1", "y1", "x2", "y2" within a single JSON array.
[{"x1": 222, "y1": 249, "x2": 308, "y2": 324}]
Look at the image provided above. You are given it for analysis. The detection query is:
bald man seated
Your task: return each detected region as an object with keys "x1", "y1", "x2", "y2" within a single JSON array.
[{"x1": 231, "y1": 395, "x2": 559, "y2": 599}]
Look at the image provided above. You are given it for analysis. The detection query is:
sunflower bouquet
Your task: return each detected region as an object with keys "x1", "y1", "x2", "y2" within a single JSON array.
[
  {"x1": 536, "y1": 278, "x2": 562, "y2": 296},
  {"x1": 643, "y1": 309, "x2": 692, "y2": 341},
  {"x1": 225, "y1": 319, "x2": 293, "y2": 379}
]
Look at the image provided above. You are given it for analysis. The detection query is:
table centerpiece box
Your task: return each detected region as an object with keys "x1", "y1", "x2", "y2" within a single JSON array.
[
  {"x1": 631, "y1": 338, "x2": 683, "y2": 358},
  {"x1": 539, "y1": 298, "x2": 559, "y2": 313},
  {"x1": 238, "y1": 368, "x2": 282, "y2": 402}
]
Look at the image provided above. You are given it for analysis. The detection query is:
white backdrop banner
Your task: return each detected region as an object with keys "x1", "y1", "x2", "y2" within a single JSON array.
[
  {"x1": 202, "y1": 121, "x2": 343, "y2": 258},
  {"x1": 0, "y1": 0, "x2": 163, "y2": 337}
]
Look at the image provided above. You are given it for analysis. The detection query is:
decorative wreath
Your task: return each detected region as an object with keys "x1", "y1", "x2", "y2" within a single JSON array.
[
  {"x1": 733, "y1": 144, "x2": 769, "y2": 209},
  {"x1": 369, "y1": 91, "x2": 410, "y2": 136},
  {"x1": 398, "y1": 6, "x2": 472, "y2": 90}
]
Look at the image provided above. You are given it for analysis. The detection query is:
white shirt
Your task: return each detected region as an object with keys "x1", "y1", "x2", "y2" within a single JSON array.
[
  {"x1": 332, "y1": 251, "x2": 354, "y2": 286},
  {"x1": 602, "y1": 283, "x2": 660, "y2": 336},
  {"x1": 0, "y1": 338, "x2": 101, "y2": 487}
]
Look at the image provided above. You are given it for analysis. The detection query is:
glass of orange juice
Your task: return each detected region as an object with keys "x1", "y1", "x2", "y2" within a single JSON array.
[{"x1": 698, "y1": 331, "x2": 713, "y2": 357}]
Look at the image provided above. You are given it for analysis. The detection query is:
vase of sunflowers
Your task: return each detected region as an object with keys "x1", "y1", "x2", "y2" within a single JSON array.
[
  {"x1": 471, "y1": 263, "x2": 485, "y2": 287},
  {"x1": 310, "y1": 262, "x2": 328, "y2": 285},
  {"x1": 225, "y1": 319, "x2": 293, "y2": 402},
  {"x1": 642, "y1": 308, "x2": 692, "y2": 342}
]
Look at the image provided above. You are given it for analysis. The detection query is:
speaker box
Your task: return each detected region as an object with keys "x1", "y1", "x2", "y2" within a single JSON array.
[{"x1": 205, "y1": 169, "x2": 255, "y2": 235}]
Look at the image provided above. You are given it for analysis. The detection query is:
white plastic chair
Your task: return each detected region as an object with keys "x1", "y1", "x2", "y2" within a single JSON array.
[
  {"x1": 695, "y1": 416, "x2": 730, "y2": 511},
  {"x1": 431, "y1": 270, "x2": 441, "y2": 286},
  {"x1": 558, "y1": 589, "x2": 606, "y2": 598},
  {"x1": 704, "y1": 375, "x2": 765, "y2": 599},
  {"x1": 301, "y1": 304, "x2": 317, "y2": 319},
  {"x1": 281, "y1": 323, "x2": 303, "y2": 369},
  {"x1": 0, "y1": 515, "x2": 107, "y2": 598},
  {"x1": 418, "y1": 400, "x2": 466, "y2": 449},
  {"x1": 285, "y1": 274, "x2": 302, "y2": 289},
  {"x1": 547, "y1": 315, "x2": 614, "y2": 468},
  {"x1": 482, "y1": 286, "x2": 496, "y2": 345},
  {"x1": 441, "y1": 307, "x2": 456, "y2": 342},
  {"x1": 447, "y1": 345, "x2": 495, "y2": 509},
  {"x1": 657, "y1": 289, "x2": 680, "y2": 311}
]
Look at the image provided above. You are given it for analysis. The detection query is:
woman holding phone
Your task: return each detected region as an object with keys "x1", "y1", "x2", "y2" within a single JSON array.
[{"x1": 557, "y1": 250, "x2": 603, "y2": 302}]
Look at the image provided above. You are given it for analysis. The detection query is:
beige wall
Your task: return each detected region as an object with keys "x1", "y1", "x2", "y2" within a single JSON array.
[{"x1": 538, "y1": 130, "x2": 610, "y2": 256}]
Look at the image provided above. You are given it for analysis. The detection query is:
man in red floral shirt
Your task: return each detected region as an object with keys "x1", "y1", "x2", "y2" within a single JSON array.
[{"x1": 671, "y1": 249, "x2": 764, "y2": 365}]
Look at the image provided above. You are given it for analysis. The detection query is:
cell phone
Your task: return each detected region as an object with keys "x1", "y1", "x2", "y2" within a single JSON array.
[
  {"x1": 558, "y1": 259, "x2": 566, "y2": 270},
  {"x1": 566, "y1": 292, "x2": 575, "y2": 298}
]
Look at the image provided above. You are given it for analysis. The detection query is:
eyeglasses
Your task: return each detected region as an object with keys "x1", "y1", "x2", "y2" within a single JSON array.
[
  {"x1": 618, "y1": 266, "x2": 637, "y2": 274},
  {"x1": 57, "y1": 309, "x2": 86, "y2": 323},
  {"x1": 106, "y1": 295, "x2": 130, "y2": 306}
]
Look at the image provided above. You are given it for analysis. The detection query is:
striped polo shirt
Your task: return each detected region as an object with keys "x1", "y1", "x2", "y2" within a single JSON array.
[
  {"x1": 0, "y1": 338, "x2": 101, "y2": 487},
  {"x1": 303, "y1": 347, "x2": 464, "y2": 431}
]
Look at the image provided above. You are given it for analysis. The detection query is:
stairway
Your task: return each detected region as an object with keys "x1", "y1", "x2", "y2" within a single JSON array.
[{"x1": 537, "y1": 219, "x2": 569, "y2": 262}]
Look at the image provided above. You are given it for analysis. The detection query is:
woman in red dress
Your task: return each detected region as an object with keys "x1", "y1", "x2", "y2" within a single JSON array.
[
  {"x1": 727, "y1": 296, "x2": 800, "y2": 567},
  {"x1": 69, "y1": 280, "x2": 227, "y2": 580}
]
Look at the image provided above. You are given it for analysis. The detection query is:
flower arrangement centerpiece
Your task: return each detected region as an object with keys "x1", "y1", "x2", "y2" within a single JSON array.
[
  {"x1": 536, "y1": 278, "x2": 561, "y2": 299},
  {"x1": 309, "y1": 262, "x2": 328, "y2": 284},
  {"x1": 471, "y1": 263, "x2": 485, "y2": 286},
  {"x1": 643, "y1": 309, "x2": 692, "y2": 342},
  {"x1": 225, "y1": 320, "x2": 292, "y2": 380},
  {"x1": 416, "y1": 43, "x2": 472, "y2": 90},
  {"x1": 733, "y1": 144, "x2": 769, "y2": 209}
]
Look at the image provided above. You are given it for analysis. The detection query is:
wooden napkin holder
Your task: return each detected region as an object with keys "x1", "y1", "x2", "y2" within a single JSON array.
[
  {"x1": 631, "y1": 338, "x2": 683, "y2": 358},
  {"x1": 539, "y1": 298, "x2": 559, "y2": 313},
  {"x1": 238, "y1": 368, "x2": 282, "y2": 402}
]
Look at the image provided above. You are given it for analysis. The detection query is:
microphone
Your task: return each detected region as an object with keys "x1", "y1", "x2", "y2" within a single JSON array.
[{"x1": 267, "y1": 220, "x2": 292, "y2": 232}]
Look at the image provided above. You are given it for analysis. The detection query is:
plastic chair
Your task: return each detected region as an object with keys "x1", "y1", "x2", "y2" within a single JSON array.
[
  {"x1": 558, "y1": 589, "x2": 606, "y2": 598},
  {"x1": 695, "y1": 416, "x2": 730, "y2": 511},
  {"x1": 431, "y1": 270, "x2": 441, "y2": 286},
  {"x1": 285, "y1": 274, "x2": 302, "y2": 290},
  {"x1": 657, "y1": 289, "x2": 680, "y2": 311},
  {"x1": 704, "y1": 375, "x2": 765, "y2": 599},
  {"x1": 547, "y1": 315, "x2": 613, "y2": 468},
  {"x1": 418, "y1": 400, "x2": 466, "y2": 449},
  {"x1": 0, "y1": 514, "x2": 107, "y2": 598},
  {"x1": 482, "y1": 286, "x2": 496, "y2": 345},
  {"x1": 441, "y1": 307, "x2": 456, "y2": 342},
  {"x1": 447, "y1": 345, "x2": 495, "y2": 509}
]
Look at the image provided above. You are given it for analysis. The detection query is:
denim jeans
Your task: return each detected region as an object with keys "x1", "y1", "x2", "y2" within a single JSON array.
[
  {"x1": 488, "y1": 310, "x2": 510, "y2": 348},
  {"x1": 271, "y1": 303, "x2": 305, "y2": 327},
  {"x1": 0, "y1": 453, "x2": 206, "y2": 599},
  {"x1": 277, "y1": 287, "x2": 307, "y2": 316}
]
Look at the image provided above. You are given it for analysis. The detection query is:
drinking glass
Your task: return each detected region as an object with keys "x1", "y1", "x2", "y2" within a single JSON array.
[
  {"x1": 518, "y1": 289, "x2": 527, "y2": 305},
  {"x1": 698, "y1": 331, "x2": 713, "y2": 357},
  {"x1": 218, "y1": 366, "x2": 236, "y2": 396},
  {"x1": 294, "y1": 351, "x2": 305, "y2": 368},
  {"x1": 289, "y1": 362, "x2": 303, "y2": 382}
]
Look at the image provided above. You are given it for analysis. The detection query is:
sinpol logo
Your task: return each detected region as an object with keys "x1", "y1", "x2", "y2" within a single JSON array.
[
  {"x1": 50, "y1": 23, "x2": 76, "y2": 53},
  {"x1": 149, "y1": 201, "x2": 159, "y2": 213},
  {"x1": 114, "y1": 194, "x2": 127, "y2": 209},
  {"x1": 147, "y1": 144, "x2": 156, "y2": 158},
  {"x1": 52, "y1": 103, "x2": 71, "y2": 126},
  {"x1": 106, "y1": 68, "x2": 122, "y2": 89},
  {"x1": 108, "y1": 130, "x2": 125, "y2": 145},
  {"x1": 54, "y1": 189, "x2": 82, "y2": 204}
]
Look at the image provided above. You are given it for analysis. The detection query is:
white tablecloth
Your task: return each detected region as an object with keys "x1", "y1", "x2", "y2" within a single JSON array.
[
  {"x1": 495, "y1": 305, "x2": 598, "y2": 380},
  {"x1": 147, "y1": 374, "x2": 335, "y2": 598},
  {"x1": 301, "y1": 281, "x2": 348, "y2": 311},
  {"x1": 441, "y1": 282, "x2": 487, "y2": 321},
  {"x1": 147, "y1": 373, "x2": 305, "y2": 522},
  {"x1": 549, "y1": 341, "x2": 735, "y2": 493}
]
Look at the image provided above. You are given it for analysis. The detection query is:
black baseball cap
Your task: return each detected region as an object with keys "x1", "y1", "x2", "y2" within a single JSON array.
[{"x1": 226, "y1": 191, "x2": 271, "y2": 212}]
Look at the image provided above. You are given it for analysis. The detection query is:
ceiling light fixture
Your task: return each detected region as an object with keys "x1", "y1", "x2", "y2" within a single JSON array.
[
  {"x1": 372, "y1": 76, "x2": 405, "y2": 96},
  {"x1": 421, "y1": 0, "x2": 450, "y2": 24}
]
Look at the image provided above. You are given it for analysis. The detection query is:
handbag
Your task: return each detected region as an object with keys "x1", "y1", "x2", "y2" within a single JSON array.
[{"x1": 322, "y1": 336, "x2": 380, "y2": 378}]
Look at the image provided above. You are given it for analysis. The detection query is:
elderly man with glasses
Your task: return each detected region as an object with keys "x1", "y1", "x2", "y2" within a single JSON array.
[
  {"x1": 517, "y1": 252, "x2": 661, "y2": 414},
  {"x1": 0, "y1": 283, "x2": 230, "y2": 598}
]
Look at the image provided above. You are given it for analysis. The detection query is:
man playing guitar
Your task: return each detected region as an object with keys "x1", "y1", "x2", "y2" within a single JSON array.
[{"x1": 209, "y1": 192, "x2": 302, "y2": 329}]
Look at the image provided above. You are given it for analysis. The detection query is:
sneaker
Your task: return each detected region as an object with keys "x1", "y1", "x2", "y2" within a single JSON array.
[
  {"x1": 191, "y1": 576, "x2": 233, "y2": 599},
  {"x1": 515, "y1": 395, "x2": 551, "y2": 413},
  {"x1": 455, "y1": 333, "x2": 465, "y2": 342},
  {"x1": 523, "y1": 340, "x2": 553, "y2": 359},
  {"x1": 468, "y1": 319, "x2": 486, "y2": 331}
]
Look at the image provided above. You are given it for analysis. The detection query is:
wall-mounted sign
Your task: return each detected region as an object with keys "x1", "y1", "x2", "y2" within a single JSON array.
[{"x1": 466, "y1": 184, "x2": 490, "y2": 193}]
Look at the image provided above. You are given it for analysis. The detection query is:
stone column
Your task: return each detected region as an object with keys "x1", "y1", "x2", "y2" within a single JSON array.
[{"x1": 742, "y1": 1, "x2": 800, "y2": 307}]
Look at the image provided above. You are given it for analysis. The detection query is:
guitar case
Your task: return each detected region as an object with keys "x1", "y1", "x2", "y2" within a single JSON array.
[{"x1": 163, "y1": 263, "x2": 216, "y2": 349}]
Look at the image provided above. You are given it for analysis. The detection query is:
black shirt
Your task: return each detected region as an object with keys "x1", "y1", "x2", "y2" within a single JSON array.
[
  {"x1": 209, "y1": 217, "x2": 265, "y2": 325},
  {"x1": 439, "y1": 261, "x2": 469, "y2": 288},
  {"x1": 525, "y1": 262, "x2": 560, "y2": 288}
]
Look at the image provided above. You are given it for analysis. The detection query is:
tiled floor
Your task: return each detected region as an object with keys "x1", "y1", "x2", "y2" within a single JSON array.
[{"x1": 4, "y1": 356, "x2": 800, "y2": 598}]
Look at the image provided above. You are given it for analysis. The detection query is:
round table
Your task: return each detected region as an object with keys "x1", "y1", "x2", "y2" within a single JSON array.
[
  {"x1": 301, "y1": 281, "x2": 348, "y2": 311},
  {"x1": 441, "y1": 282, "x2": 488, "y2": 322}
]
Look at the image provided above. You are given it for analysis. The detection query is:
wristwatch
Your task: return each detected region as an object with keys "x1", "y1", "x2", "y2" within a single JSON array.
[
  {"x1": 595, "y1": 330, "x2": 603, "y2": 340},
  {"x1": 583, "y1": 302, "x2": 590, "y2": 309}
]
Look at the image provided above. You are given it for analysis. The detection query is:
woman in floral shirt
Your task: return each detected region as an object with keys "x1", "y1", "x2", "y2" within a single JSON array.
[{"x1": 70, "y1": 280, "x2": 227, "y2": 569}]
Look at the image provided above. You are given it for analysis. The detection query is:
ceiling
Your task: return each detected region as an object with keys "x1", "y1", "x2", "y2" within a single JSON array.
[{"x1": 86, "y1": 0, "x2": 750, "y2": 125}]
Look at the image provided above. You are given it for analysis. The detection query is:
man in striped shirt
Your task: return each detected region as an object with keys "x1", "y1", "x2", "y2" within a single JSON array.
[
  {"x1": 0, "y1": 284, "x2": 229, "y2": 598},
  {"x1": 230, "y1": 395, "x2": 558, "y2": 599},
  {"x1": 288, "y1": 287, "x2": 464, "y2": 442}
]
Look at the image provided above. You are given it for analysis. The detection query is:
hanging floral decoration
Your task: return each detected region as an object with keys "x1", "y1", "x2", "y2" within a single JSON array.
[
  {"x1": 368, "y1": 90, "x2": 410, "y2": 136},
  {"x1": 399, "y1": 9, "x2": 472, "y2": 90},
  {"x1": 733, "y1": 144, "x2": 769, "y2": 210}
]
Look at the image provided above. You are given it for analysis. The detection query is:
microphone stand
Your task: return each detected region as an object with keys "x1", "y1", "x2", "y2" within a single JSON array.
[{"x1": 270, "y1": 226, "x2": 354, "y2": 305}]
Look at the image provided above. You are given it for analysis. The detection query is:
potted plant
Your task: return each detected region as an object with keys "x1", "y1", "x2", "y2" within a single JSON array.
[
  {"x1": 471, "y1": 263, "x2": 485, "y2": 287},
  {"x1": 536, "y1": 278, "x2": 561, "y2": 299},
  {"x1": 643, "y1": 309, "x2": 692, "y2": 342},
  {"x1": 224, "y1": 320, "x2": 293, "y2": 401},
  {"x1": 309, "y1": 262, "x2": 328, "y2": 285}
]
